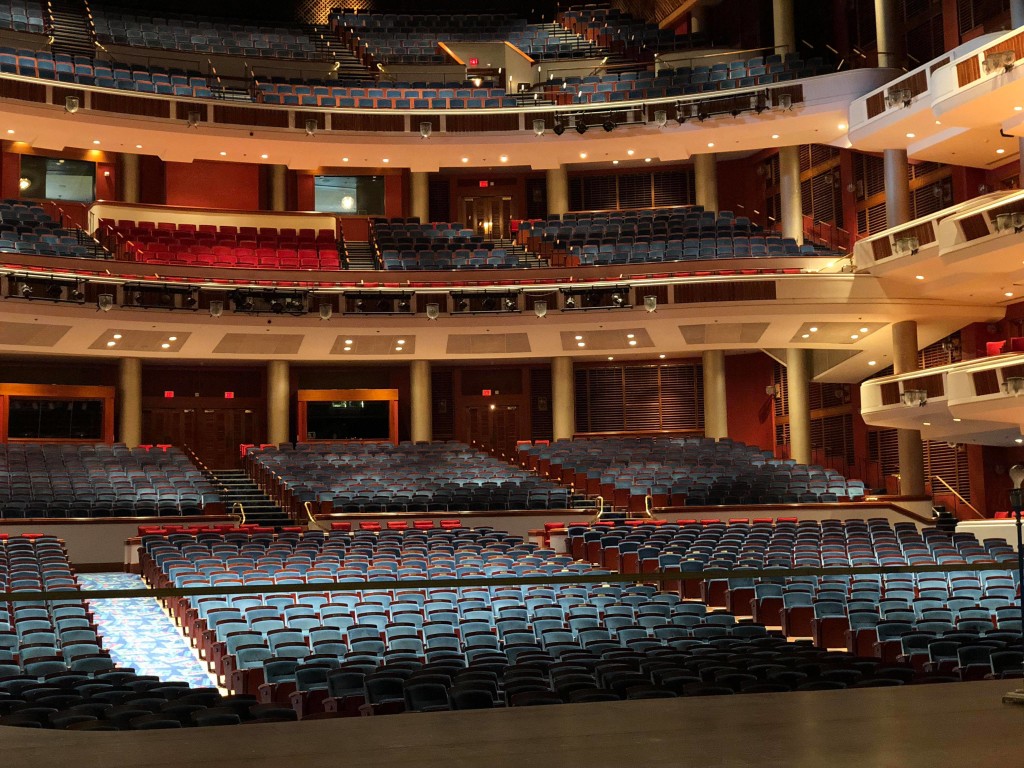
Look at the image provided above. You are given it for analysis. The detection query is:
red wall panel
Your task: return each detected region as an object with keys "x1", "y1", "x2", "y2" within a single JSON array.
[
  {"x1": 725, "y1": 352, "x2": 775, "y2": 451},
  {"x1": 164, "y1": 160, "x2": 260, "y2": 210}
]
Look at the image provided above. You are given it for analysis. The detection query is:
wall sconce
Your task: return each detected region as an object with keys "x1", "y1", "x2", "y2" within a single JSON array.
[
  {"x1": 983, "y1": 50, "x2": 1015, "y2": 75},
  {"x1": 893, "y1": 236, "x2": 919, "y2": 256},
  {"x1": 995, "y1": 212, "x2": 1024, "y2": 233},
  {"x1": 533, "y1": 119, "x2": 545, "y2": 136},
  {"x1": 419, "y1": 121, "x2": 432, "y2": 139},
  {"x1": 1004, "y1": 376, "x2": 1024, "y2": 396},
  {"x1": 318, "y1": 302, "x2": 332, "y2": 320},
  {"x1": 653, "y1": 110, "x2": 667, "y2": 127},
  {"x1": 534, "y1": 300, "x2": 547, "y2": 318},
  {"x1": 765, "y1": 384, "x2": 781, "y2": 399},
  {"x1": 208, "y1": 300, "x2": 224, "y2": 317},
  {"x1": 902, "y1": 388, "x2": 928, "y2": 407},
  {"x1": 644, "y1": 295, "x2": 657, "y2": 313},
  {"x1": 64, "y1": 95, "x2": 79, "y2": 113},
  {"x1": 304, "y1": 119, "x2": 317, "y2": 136},
  {"x1": 425, "y1": 302, "x2": 439, "y2": 320},
  {"x1": 774, "y1": 93, "x2": 792, "y2": 110},
  {"x1": 885, "y1": 87, "x2": 912, "y2": 109}
]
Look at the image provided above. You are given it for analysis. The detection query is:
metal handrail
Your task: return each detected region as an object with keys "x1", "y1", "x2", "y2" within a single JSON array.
[
  {"x1": 230, "y1": 501, "x2": 246, "y2": 526},
  {"x1": 304, "y1": 500, "x2": 329, "y2": 532},
  {"x1": 931, "y1": 475, "x2": 983, "y2": 519}
]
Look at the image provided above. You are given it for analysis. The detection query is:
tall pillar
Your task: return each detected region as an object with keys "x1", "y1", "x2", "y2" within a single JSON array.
[
  {"x1": 551, "y1": 357, "x2": 575, "y2": 442},
  {"x1": 267, "y1": 360, "x2": 290, "y2": 446},
  {"x1": 884, "y1": 149, "x2": 911, "y2": 228},
  {"x1": 694, "y1": 153, "x2": 719, "y2": 214},
  {"x1": 773, "y1": 0, "x2": 795, "y2": 55},
  {"x1": 410, "y1": 359, "x2": 432, "y2": 444},
  {"x1": 786, "y1": 348, "x2": 811, "y2": 466},
  {"x1": 268, "y1": 164, "x2": 287, "y2": 212},
  {"x1": 546, "y1": 165, "x2": 569, "y2": 218},
  {"x1": 410, "y1": 171, "x2": 430, "y2": 225},
  {"x1": 702, "y1": 350, "x2": 728, "y2": 440},
  {"x1": 118, "y1": 357, "x2": 142, "y2": 448},
  {"x1": 778, "y1": 145, "x2": 803, "y2": 245},
  {"x1": 118, "y1": 153, "x2": 140, "y2": 204},
  {"x1": 874, "y1": 0, "x2": 904, "y2": 69},
  {"x1": 892, "y1": 320, "x2": 927, "y2": 496}
]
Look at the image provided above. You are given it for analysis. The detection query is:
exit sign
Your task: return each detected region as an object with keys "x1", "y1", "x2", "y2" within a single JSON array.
[
  {"x1": 224, "y1": 391, "x2": 235, "y2": 399},
  {"x1": 469, "y1": 57, "x2": 479, "y2": 66},
  {"x1": 163, "y1": 391, "x2": 174, "y2": 398},
  {"x1": 482, "y1": 389, "x2": 492, "y2": 397},
  {"x1": 479, "y1": 180, "x2": 490, "y2": 188}
]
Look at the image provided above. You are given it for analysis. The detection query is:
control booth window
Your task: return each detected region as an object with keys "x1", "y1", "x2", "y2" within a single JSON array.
[
  {"x1": 7, "y1": 398, "x2": 105, "y2": 440},
  {"x1": 314, "y1": 175, "x2": 385, "y2": 215},
  {"x1": 305, "y1": 400, "x2": 391, "y2": 440},
  {"x1": 19, "y1": 156, "x2": 96, "y2": 202}
]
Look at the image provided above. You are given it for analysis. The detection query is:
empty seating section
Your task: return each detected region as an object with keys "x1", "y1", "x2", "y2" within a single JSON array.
[
  {"x1": 542, "y1": 55, "x2": 825, "y2": 105},
  {"x1": 559, "y1": 4, "x2": 706, "y2": 55},
  {"x1": 136, "y1": 522, "x2": 1015, "y2": 717},
  {"x1": 0, "y1": 48, "x2": 213, "y2": 97},
  {"x1": 373, "y1": 219, "x2": 518, "y2": 270},
  {"x1": 92, "y1": 10, "x2": 320, "y2": 59},
  {"x1": 0, "y1": 0, "x2": 43, "y2": 34},
  {"x1": 258, "y1": 82, "x2": 517, "y2": 109},
  {"x1": 518, "y1": 437, "x2": 863, "y2": 508},
  {"x1": 0, "y1": 200, "x2": 99, "y2": 258},
  {"x1": 0, "y1": 445, "x2": 216, "y2": 519},
  {"x1": 249, "y1": 442, "x2": 570, "y2": 513},
  {"x1": 336, "y1": 13, "x2": 601, "y2": 65},
  {"x1": 518, "y1": 206, "x2": 824, "y2": 265},
  {"x1": 97, "y1": 219, "x2": 342, "y2": 271}
]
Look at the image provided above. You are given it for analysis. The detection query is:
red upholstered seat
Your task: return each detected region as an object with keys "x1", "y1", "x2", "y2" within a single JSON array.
[
  {"x1": 439, "y1": 519, "x2": 462, "y2": 529},
  {"x1": 330, "y1": 522, "x2": 352, "y2": 531},
  {"x1": 386, "y1": 521, "x2": 408, "y2": 530},
  {"x1": 413, "y1": 520, "x2": 434, "y2": 530},
  {"x1": 359, "y1": 521, "x2": 382, "y2": 532},
  {"x1": 987, "y1": 341, "x2": 1007, "y2": 356}
]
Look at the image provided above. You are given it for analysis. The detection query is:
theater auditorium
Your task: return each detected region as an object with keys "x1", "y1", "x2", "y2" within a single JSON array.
[{"x1": 1, "y1": 0, "x2": 1024, "y2": 765}]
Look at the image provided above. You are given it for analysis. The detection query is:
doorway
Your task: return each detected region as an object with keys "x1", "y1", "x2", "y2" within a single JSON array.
[
  {"x1": 464, "y1": 403, "x2": 520, "y2": 455},
  {"x1": 142, "y1": 406, "x2": 260, "y2": 469},
  {"x1": 461, "y1": 195, "x2": 512, "y2": 240}
]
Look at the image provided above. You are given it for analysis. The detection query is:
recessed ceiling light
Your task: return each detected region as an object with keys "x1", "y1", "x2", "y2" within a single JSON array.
[
  {"x1": 112, "y1": 333, "x2": 122, "y2": 339},
  {"x1": 461, "y1": 157, "x2": 469, "y2": 163},
  {"x1": 859, "y1": 327, "x2": 868, "y2": 333},
  {"x1": 707, "y1": 142, "x2": 714, "y2": 148},
  {"x1": 343, "y1": 346, "x2": 351, "y2": 351},
  {"x1": 342, "y1": 157, "x2": 349, "y2": 162},
  {"x1": 771, "y1": 133, "x2": 780, "y2": 139},
  {"x1": 395, "y1": 346, "x2": 403, "y2": 351},
  {"x1": 850, "y1": 334, "x2": 859, "y2": 340},
  {"x1": 499, "y1": 155, "x2": 508, "y2": 163},
  {"x1": 934, "y1": 120, "x2": 941, "y2": 125},
  {"x1": 659, "y1": 354, "x2": 666, "y2": 359},
  {"x1": 92, "y1": 139, "x2": 100, "y2": 145},
  {"x1": 837, "y1": 123, "x2": 847, "y2": 130},
  {"x1": 106, "y1": 341, "x2": 116, "y2": 347},
  {"x1": 1006, "y1": 292, "x2": 1015, "y2": 297},
  {"x1": 397, "y1": 339, "x2": 405, "y2": 344},
  {"x1": 915, "y1": 275, "x2": 924, "y2": 280},
  {"x1": 575, "y1": 335, "x2": 583, "y2": 340},
  {"x1": 219, "y1": 151, "x2": 227, "y2": 156},
  {"x1": 344, "y1": 339, "x2": 353, "y2": 344},
  {"x1": 626, "y1": 149, "x2": 635, "y2": 156},
  {"x1": 612, "y1": 160, "x2": 619, "y2": 165},
  {"x1": 952, "y1": 418, "x2": 961, "y2": 422},
  {"x1": 809, "y1": 326, "x2": 818, "y2": 332},
  {"x1": 801, "y1": 333, "x2": 810, "y2": 339},
  {"x1": 905, "y1": 132, "x2": 915, "y2": 139},
  {"x1": 382, "y1": 158, "x2": 389, "y2": 163},
  {"x1": 1016, "y1": 438, "x2": 1023, "y2": 444},
  {"x1": 1016, "y1": 106, "x2": 1023, "y2": 112},
  {"x1": 161, "y1": 343, "x2": 170, "y2": 349},
  {"x1": 923, "y1": 422, "x2": 931, "y2": 427},
  {"x1": 135, "y1": 144, "x2": 142, "y2": 149},
  {"x1": 607, "y1": 356, "x2": 614, "y2": 361},
  {"x1": 168, "y1": 336, "x2": 177, "y2": 341},
  {"x1": 577, "y1": 341, "x2": 585, "y2": 347},
  {"x1": 626, "y1": 333, "x2": 635, "y2": 339},
  {"x1": 260, "y1": 154, "x2": 269, "y2": 159},
  {"x1": 579, "y1": 152, "x2": 587, "y2": 159},
  {"x1": 628, "y1": 340, "x2": 637, "y2": 346},
  {"x1": 868, "y1": 360, "x2": 876, "y2": 366},
  {"x1": 5, "y1": 129, "x2": 13, "y2": 135},
  {"x1": 998, "y1": 148, "x2": 1006, "y2": 154},
  {"x1": 644, "y1": 157, "x2": 652, "y2": 163}
]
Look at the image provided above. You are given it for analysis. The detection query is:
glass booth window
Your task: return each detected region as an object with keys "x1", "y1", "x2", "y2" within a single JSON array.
[
  {"x1": 314, "y1": 176, "x2": 385, "y2": 215},
  {"x1": 19, "y1": 156, "x2": 96, "y2": 202},
  {"x1": 7, "y1": 399, "x2": 105, "y2": 439},
  {"x1": 306, "y1": 400, "x2": 390, "y2": 440}
]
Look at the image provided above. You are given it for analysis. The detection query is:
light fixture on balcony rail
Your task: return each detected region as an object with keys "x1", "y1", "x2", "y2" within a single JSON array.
[
  {"x1": 603, "y1": 118, "x2": 616, "y2": 132},
  {"x1": 186, "y1": 110, "x2": 201, "y2": 128},
  {"x1": 208, "y1": 300, "x2": 224, "y2": 318},
  {"x1": 419, "y1": 121, "x2": 432, "y2": 139},
  {"x1": 885, "y1": 87, "x2": 912, "y2": 109},
  {"x1": 774, "y1": 92, "x2": 792, "y2": 111},
  {"x1": 1004, "y1": 376, "x2": 1024, "y2": 396},
  {"x1": 644, "y1": 295, "x2": 657, "y2": 313},
  {"x1": 16, "y1": 282, "x2": 32, "y2": 299},
  {"x1": 575, "y1": 114, "x2": 588, "y2": 134},
  {"x1": 533, "y1": 119, "x2": 546, "y2": 137},
  {"x1": 653, "y1": 109, "x2": 667, "y2": 128},
  {"x1": 304, "y1": 119, "x2": 317, "y2": 137},
  {"x1": 318, "y1": 302, "x2": 332, "y2": 320},
  {"x1": 750, "y1": 91, "x2": 768, "y2": 114},
  {"x1": 611, "y1": 291, "x2": 626, "y2": 307},
  {"x1": 983, "y1": 49, "x2": 1016, "y2": 75},
  {"x1": 425, "y1": 302, "x2": 440, "y2": 320},
  {"x1": 534, "y1": 300, "x2": 548, "y2": 318},
  {"x1": 69, "y1": 283, "x2": 84, "y2": 302},
  {"x1": 901, "y1": 388, "x2": 928, "y2": 407},
  {"x1": 64, "y1": 95, "x2": 79, "y2": 114},
  {"x1": 995, "y1": 212, "x2": 1024, "y2": 233},
  {"x1": 893, "y1": 236, "x2": 920, "y2": 256},
  {"x1": 552, "y1": 118, "x2": 565, "y2": 136},
  {"x1": 97, "y1": 293, "x2": 113, "y2": 312}
]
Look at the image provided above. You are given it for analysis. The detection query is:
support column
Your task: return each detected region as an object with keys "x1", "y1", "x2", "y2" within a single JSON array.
[
  {"x1": 118, "y1": 153, "x2": 140, "y2": 204},
  {"x1": 772, "y1": 0, "x2": 795, "y2": 55},
  {"x1": 694, "y1": 153, "x2": 719, "y2": 214},
  {"x1": 410, "y1": 171, "x2": 430, "y2": 225},
  {"x1": 267, "y1": 360, "x2": 290, "y2": 446},
  {"x1": 702, "y1": 350, "x2": 728, "y2": 440},
  {"x1": 884, "y1": 149, "x2": 911, "y2": 228},
  {"x1": 786, "y1": 348, "x2": 811, "y2": 466},
  {"x1": 268, "y1": 164, "x2": 287, "y2": 212},
  {"x1": 874, "y1": 0, "x2": 904, "y2": 69},
  {"x1": 893, "y1": 320, "x2": 927, "y2": 496},
  {"x1": 778, "y1": 145, "x2": 803, "y2": 245},
  {"x1": 546, "y1": 165, "x2": 569, "y2": 218},
  {"x1": 410, "y1": 359, "x2": 432, "y2": 444},
  {"x1": 551, "y1": 357, "x2": 575, "y2": 442},
  {"x1": 118, "y1": 357, "x2": 142, "y2": 448}
]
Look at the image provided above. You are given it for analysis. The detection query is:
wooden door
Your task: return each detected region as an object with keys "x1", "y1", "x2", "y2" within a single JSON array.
[
  {"x1": 462, "y1": 195, "x2": 512, "y2": 240},
  {"x1": 464, "y1": 403, "x2": 520, "y2": 455},
  {"x1": 142, "y1": 405, "x2": 259, "y2": 468}
]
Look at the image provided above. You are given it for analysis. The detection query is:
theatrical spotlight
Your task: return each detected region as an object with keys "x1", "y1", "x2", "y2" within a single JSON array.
[
  {"x1": 553, "y1": 119, "x2": 565, "y2": 136},
  {"x1": 603, "y1": 119, "x2": 615, "y2": 132},
  {"x1": 575, "y1": 116, "x2": 588, "y2": 134}
]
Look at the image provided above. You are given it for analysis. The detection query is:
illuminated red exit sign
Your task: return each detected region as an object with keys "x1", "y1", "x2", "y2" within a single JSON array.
[
  {"x1": 482, "y1": 389, "x2": 492, "y2": 397},
  {"x1": 479, "y1": 180, "x2": 490, "y2": 188},
  {"x1": 163, "y1": 391, "x2": 174, "y2": 399},
  {"x1": 469, "y1": 58, "x2": 479, "y2": 66},
  {"x1": 224, "y1": 392, "x2": 235, "y2": 399}
]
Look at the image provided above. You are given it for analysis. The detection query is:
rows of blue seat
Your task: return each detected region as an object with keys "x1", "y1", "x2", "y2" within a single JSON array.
[
  {"x1": 0, "y1": 444, "x2": 216, "y2": 519},
  {"x1": 0, "y1": 0, "x2": 43, "y2": 34},
  {"x1": 258, "y1": 82, "x2": 516, "y2": 109},
  {"x1": 560, "y1": 4, "x2": 706, "y2": 54},
  {"x1": 0, "y1": 200, "x2": 97, "y2": 259}
]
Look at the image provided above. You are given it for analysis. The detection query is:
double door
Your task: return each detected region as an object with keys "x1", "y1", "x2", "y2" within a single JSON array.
[
  {"x1": 142, "y1": 405, "x2": 260, "y2": 469},
  {"x1": 462, "y1": 195, "x2": 512, "y2": 240}
]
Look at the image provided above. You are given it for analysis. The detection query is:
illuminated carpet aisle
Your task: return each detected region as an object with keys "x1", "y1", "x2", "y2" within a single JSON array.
[{"x1": 78, "y1": 573, "x2": 217, "y2": 688}]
